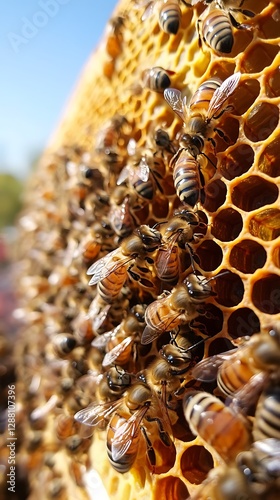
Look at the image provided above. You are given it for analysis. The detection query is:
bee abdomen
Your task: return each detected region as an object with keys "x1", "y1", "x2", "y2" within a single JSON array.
[
  {"x1": 203, "y1": 9, "x2": 233, "y2": 54},
  {"x1": 253, "y1": 386, "x2": 280, "y2": 441},
  {"x1": 159, "y1": 3, "x2": 181, "y2": 35},
  {"x1": 173, "y1": 156, "x2": 200, "y2": 206}
]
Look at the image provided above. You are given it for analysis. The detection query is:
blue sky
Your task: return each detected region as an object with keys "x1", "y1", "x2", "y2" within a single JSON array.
[{"x1": 0, "y1": 0, "x2": 118, "y2": 179}]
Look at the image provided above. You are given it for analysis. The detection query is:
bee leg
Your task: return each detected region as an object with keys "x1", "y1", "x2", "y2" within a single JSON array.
[
  {"x1": 213, "y1": 127, "x2": 231, "y2": 144},
  {"x1": 146, "y1": 416, "x2": 171, "y2": 447},
  {"x1": 140, "y1": 426, "x2": 156, "y2": 469},
  {"x1": 181, "y1": 0, "x2": 192, "y2": 7}
]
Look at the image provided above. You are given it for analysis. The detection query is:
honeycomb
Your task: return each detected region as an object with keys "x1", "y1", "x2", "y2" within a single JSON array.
[{"x1": 1, "y1": 0, "x2": 280, "y2": 499}]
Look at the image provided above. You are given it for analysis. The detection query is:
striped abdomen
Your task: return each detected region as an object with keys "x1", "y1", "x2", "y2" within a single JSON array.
[
  {"x1": 218, "y1": 357, "x2": 256, "y2": 398},
  {"x1": 159, "y1": 1, "x2": 181, "y2": 35},
  {"x1": 183, "y1": 391, "x2": 252, "y2": 462},
  {"x1": 253, "y1": 385, "x2": 280, "y2": 441},
  {"x1": 202, "y1": 9, "x2": 233, "y2": 54},
  {"x1": 97, "y1": 264, "x2": 128, "y2": 303},
  {"x1": 189, "y1": 77, "x2": 221, "y2": 115},
  {"x1": 172, "y1": 149, "x2": 201, "y2": 207},
  {"x1": 107, "y1": 412, "x2": 139, "y2": 473}
]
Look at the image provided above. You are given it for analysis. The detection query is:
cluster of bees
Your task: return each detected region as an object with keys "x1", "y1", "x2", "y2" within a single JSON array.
[{"x1": 4, "y1": 0, "x2": 279, "y2": 499}]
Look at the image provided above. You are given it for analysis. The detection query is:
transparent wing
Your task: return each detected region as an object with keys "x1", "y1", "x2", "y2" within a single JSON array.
[
  {"x1": 229, "y1": 371, "x2": 269, "y2": 411},
  {"x1": 155, "y1": 233, "x2": 180, "y2": 279},
  {"x1": 163, "y1": 88, "x2": 186, "y2": 121},
  {"x1": 191, "y1": 349, "x2": 238, "y2": 382},
  {"x1": 111, "y1": 406, "x2": 148, "y2": 461},
  {"x1": 207, "y1": 72, "x2": 241, "y2": 119},
  {"x1": 87, "y1": 248, "x2": 129, "y2": 285},
  {"x1": 102, "y1": 336, "x2": 134, "y2": 367},
  {"x1": 74, "y1": 399, "x2": 122, "y2": 427}
]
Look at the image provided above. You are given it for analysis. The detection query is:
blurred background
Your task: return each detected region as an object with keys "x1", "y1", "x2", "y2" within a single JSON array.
[{"x1": 0, "y1": 0, "x2": 117, "y2": 334}]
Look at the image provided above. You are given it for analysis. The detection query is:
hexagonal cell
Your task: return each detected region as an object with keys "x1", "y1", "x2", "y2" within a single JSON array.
[
  {"x1": 196, "y1": 303, "x2": 224, "y2": 337},
  {"x1": 258, "y1": 135, "x2": 280, "y2": 178},
  {"x1": 203, "y1": 179, "x2": 227, "y2": 213},
  {"x1": 207, "y1": 337, "x2": 235, "y2": 356},
  {"x1": 252, "y1": 274, "x2": 280, "y2": 315},
  {"x1": 227, "y1": 308, "x2": 260, "y2": 338},
  {"x1": 272, "y1": 245, "x2": 280, "y2": 269},
  {"x1": 248, "y1": 208, "x2": 280, "y2": 241},
  {"x1": 259, "y1": 5, "x2": 280, "y2": 38},
  {"x1": 240, "y1": 42, "x2": 279, "y2": 73},
  {"x1": 231, "y1": 176, "x2": 278, "y2": 212},
  {"x1": 244, "y1": 102, "x2": 279, "y2": 142},
  {"x1": 153, "y1": 476, "x2": 189, "y2": 500},
  {"x1": 211, "y1": 208, "x2": 243, "y2": 242},
  {"x1": 230, "y1": 79, "x2": 260, "y2": 116},
  {"x1": 181, "y1": 445, "x2": 214, "y2": 485},
  {"x1": 265, "y1": 66, "x2": 280, "y2": 98},
  {"x1": 148, "y1": 438, "x2": 176, "y2": 474},
  {"x1": 213, "y1": 271, "x2": 244, "y2": 307},
  {"x1": 196, "y1": 240, "x2": 223, "y2": 272},
  {"x1": 219, "y1": 144, "x2": 254, "y2": 181},
  {"x1": 229, "y1": 240, "x2": 267, "y2": 274}
]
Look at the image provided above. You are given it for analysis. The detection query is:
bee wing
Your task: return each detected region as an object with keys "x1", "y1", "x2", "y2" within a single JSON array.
[
  {"x1": 163, "y1": 88, "x2": 186, "y2": 122},
  {"x1": 141, "y1": 309, "x2": 182, "y2": 345},
  {"x1": 74, "y1": 399, "x2": 122, "y2": 427},
  {"x1": 102, "y1": 336, "x2": 134, "y2": 367},
  {"x1": 191, "y1": 349, "x2": 238, "y2": 382},
  {"x1": 138, "y1": 156, "x2": 151, "y2": 182},
  {"x1": 87, "y1": 248, "x2": 129, "y2": 285},
  {"x1": 117, "y1": 165, "x2": 130, "y2": 185},
  {"x1": 229, "y1": 371, "x2": 269, "y2": 411},
  {"x1": 91, "y1": 331, "x2": 114, "y2": 349},
  {"x1": 155, "y1": 233, "x2": 179, "y2": 279},
  {"x1": 207, "y1": 72, "x2": 241, "y2": 120},
  {"x1": 111, "y1": 406, "x2": 148, "y2": 461},
  {"x1": 140, "y1": 1, "x2": 156, "y2": 21}
]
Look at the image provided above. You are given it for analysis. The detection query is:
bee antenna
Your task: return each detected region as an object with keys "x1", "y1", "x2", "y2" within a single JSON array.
[{"x1": 205, "y1": 271, "x2": 230, "y2": 284}]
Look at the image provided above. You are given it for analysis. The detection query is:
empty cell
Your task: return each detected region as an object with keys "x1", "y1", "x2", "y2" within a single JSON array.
[
  {"x1": 252, "y1": 274, "x2": 280, "y2": 315},
  {"x1": 181, "y1": 445, "x2": 214, "y2": 485},
  {"x1": 258, "y1": 135, "x2": 280, "y2": 177},
  {"x1": 265, "y1": 66, "x2": 280, "y2": 98},
  {"x1": 196, "y1": 303, "x2": 224, "y2": 337},
  {"x1": 213, "y1": 271, "x2": 244, "y2": 307},
  {"x1": 259, "y1": 6, "x2": 280, "y2": 38},
  {"x1": 211, "y1": 208, "x2": 243, "y2": 241},
  {"x1": 214, "y1": 117, "x2": 240, "y2": 153},
  {"x1": 244, "y1": 102, "x2": 279, "y2": 142},
  {"x1": 227, "y1": 308, "x2": 260, "y2": 339},
  {"x1": 153, "y1": 476, "x2": 189, "y2": 500},
  {"x1": 231, "y1": 176, "x2": 278, "y2": 212},
  {"x1": 203, "y1": 180, "x2": 227, "y2": 212},
  {"x1": 219, "y1": 143, "x2": 254, "y2": 181},
  {"x1": 229, "y1": 240, "x2": 267, "y2": 274},
  {"x1": 230, "y1": 79, "x2": 260, "y2": 116},
  {"x1": 240, "y1": 42, "x2": 279, "y2": 73},
  {"x1": 249, "y1": 208, "x2": 280, "y2": 241},
  {"x1": 147, "y1": 437, "x2": 176, "y2": 474},
  {"x1": 196, "y1": 240, "x2": 223, "y2": 272},
  {"x1": 207, "y1": 337, "x2": 235, "y2": 356}
]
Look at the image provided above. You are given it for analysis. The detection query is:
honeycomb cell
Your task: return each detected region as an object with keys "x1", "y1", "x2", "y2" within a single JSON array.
[
  {"x1": 240, "y1": 42, "x2": 279, "y2": 73},
  {"x1": 181, "y1": 445, "x2": 214, "y2": 485},
  {"x1": 196, "y1": 303, "x2": 224, "y2": 337},
  {"x1": 229, "y1": 239, "x2": 267, "y2": 274},
  {"x1": 248, "y1": 208, "x2": 280, "y2": 241},
  {"x1": 215, "y1": 117, "x2": 240, "y2": 153},
  {"x1": 213, "y1": 271, "x2": 244, "y2": 307},
  {"x1": 259, "y1": 6, "x2": 280, "y2": 38},
  {"x1": 150, "y1": 439, "x2": 176, "y2": 475},
  {"x1": 153, "y1": 476, "x2": 189, "y2": 500},
  {"x1": 272, "y1": 245, "x2": 280, "y2": 269},
  {"x1": 231, "y1": 78, "x2": 260, "y2": 116},
  {"x1": 195, "y1": 240, "x2": 223, "y2": 272},
  {"x1": 265, "y1": 66, "x2": 280, "y2": 98},
  {"x1": 211, "y1": 208, "x2": 243, "y2": 241},
  {"x1": 243, "y1": 102, "x2": 279, "y2": 142},
  {"x1": 231, "y1": 176, "x2": 278, "y2": 212},
  {"x1": 227, "y1": 308, "x2": 260, "y2": 339},
  {"x1": 207, "y1": 337, "x2": 236, "y2": 356},
  {"x1": 252, "y1": 274, "x2": 280, "y2": 315},
  {"x1": 258, "y1": 135, "x2": 280, "y2": 177},
  {"x1": 219, "y1": 144, "x2": 254, "y2": 181},
  {"x1": 151, "y1": 194, "x2": 170, "y2": 219},
  {"x1": 203, "y1": 179, "x2": 227, "y2": 213}
]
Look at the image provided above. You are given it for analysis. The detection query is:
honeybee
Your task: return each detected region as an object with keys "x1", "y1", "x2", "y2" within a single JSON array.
[
  {"x1": 183, "y1": 390, "x2": 252, "y2": 462},
  {"x1": 106, "y1": 15, "x2": 125, "y2": 58},
  {"x1": 51, "y1": 334, "x2": 77, "y2": 357},
  {"x1": 142, "y1": 66, "x2": 175, "y2": 93},
  {"x1": 197, "y1": 0, "x2": 255, "y2": 54},
  {"x1": 153, "y1": 128, "x2": 177, "y2": 156},
  {"x1": 95, "y1": 115, "x2": 129, "y2": 153},
  {"x1": 55, "y1": 413, "x2": 78, "y2": 441},
  {"x1": 155, "y1": 209, "x2": 204, "y2": 283},
  {"x1": 109, "y1": 189, "x2": 138, "y2": 238},
  {"x1": 87, "y1": 225, "x2": 162, "y2": 303},
  {"x1": 164, "y1": 72, "x2": 241, "y2": 205},
  {"x1": 253, "y1": 383, "x2": 280, "y2": 442},
  {"x1": 192, "y1": 327, "x2": 280, "y2": 407},
  {"x1": 141, "y1": 272, "x2": 215, "y2": 344},
  {"x1": 140, "y1": 0, "x2": 190, "y2": 35}
]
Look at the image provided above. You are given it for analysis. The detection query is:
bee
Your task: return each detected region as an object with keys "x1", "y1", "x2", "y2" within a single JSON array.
[
  {"x1": 140, "y1": 0, "x2": 190, "y2": 35},
  {"x1": 183, "y1": 390, "x2": 252, "y2": 462},
  {"x1": 164, "y1": 73, "x2": 241, "y2": 205},
  {"x1": 141, "y1": 272, "x2": 215, "y2": 344},
  {"x1": 153, "y1": 128, "x2": 177, "y2": 156},
  {"x1": 106, "y1": 15, "x2": 125, "y2": 58},
  {"x1": 109, "y1": 189, "x2": 138, "y2": 239},
  {"x1": 192, "y1": 327, "x2": 280, "y2": 406},
  {"x1": 142, "y1": 66, "x2": 175, "y2": 93},
  {"x1": 197, "y1": 0, "x2": 255, "y2": 54},
  {"x1": 87, "y1": 225, "x2": 162, "y2": 303},
  {"x1": 95, "y1": 115, "x2": 129, "y2": 153},
  {"x1": 155, "y1": 209, "x2": 204, "y2": 283},
  {"x1": 55, "y1": 413, "x2": 78, "y2": 441},
  {"x1": 51, "y1": 334, "x2": 77, "y2": 357}
]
